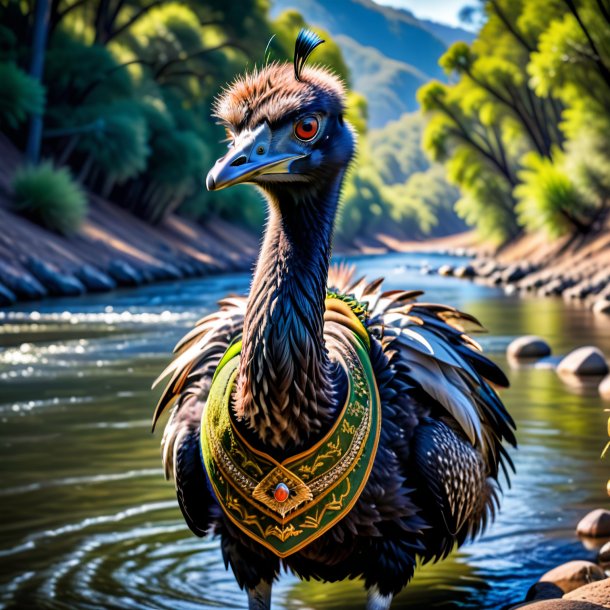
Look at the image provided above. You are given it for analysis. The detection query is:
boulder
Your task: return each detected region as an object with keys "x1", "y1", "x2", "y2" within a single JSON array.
[
  {"x1": 107, "y1": 260, "x2": 144, "y2": 286},
  {"x1": 438, "y1": 264, "x2": 454, "y2": 277},
  {"x1": 593, "y1": 301, "x2": 610, "y2": 316},
  {"x1": 598, "y1": 541, "x2": 610, "y2": 567},
  {"x1": 454, "y1": 264, "x2": 476, "y2": 279},
  {"x1": 502, "y1": 264, "x2": 528, "y2": 283},
  {"x1": 508, "y1": 336, "x2": 552, "y2": 359},
  {"x1": 509, "y1": 600, "x2": 606, "y2": 609},
  {"x1": 539, "y1": 560, "x2": 606, "y2": 593},
  {"x1": 557, "y1": 348, "x2": 609, "y2": 377},
  {"x1": 0, "y1": 282, "x2": 16, "y2": 305},
  {"x1": 26, "y1": 259, "x2": 86, "y2": 296},
  {"x1": 0, "y1": 260, "x2": 47, "y2": 299},
  {"x1": 600, "y1": 376, "x2": 610, "y2": 400},
  {"x1": 475, "y1": 260, "x2": 497, "y2": 278},
  {"x1": 577, "y1": 510, "x2": 610, "y2": 537},
  {"x1": 526, "y1": 581, "x2": 564, "y2": 601},
  {"x1": 564, "y1": 579, "x2": 610, "y2": 608},
  {"x1": 75, "y1": 265, "x2": 116, "y2": 292}
]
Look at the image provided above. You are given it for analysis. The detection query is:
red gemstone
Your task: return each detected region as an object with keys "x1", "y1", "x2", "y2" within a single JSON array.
[{"x1": 274, "y1": 482, "x2": 290, "y2": 503}]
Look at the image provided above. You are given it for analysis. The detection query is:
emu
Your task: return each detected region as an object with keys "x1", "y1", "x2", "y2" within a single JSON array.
[{"x1": 153, "y1": 30, "x2": 515, "y2": 610}]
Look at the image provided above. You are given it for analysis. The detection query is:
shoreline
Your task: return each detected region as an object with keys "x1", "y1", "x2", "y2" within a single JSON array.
[
  {"x1": 1, "y1": 136, "x2": 608, "y2": 309},
  {"x1": 0, "y1": 136, "x2": 260, "y2": 307},
  {"x1": 423, "y1": 227, "x2": 610, "y2": 312}
]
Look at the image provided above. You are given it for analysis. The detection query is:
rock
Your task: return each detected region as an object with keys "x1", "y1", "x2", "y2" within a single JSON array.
[
  {"x1": 475, "y1": 260, "x2": 497, "y2": 278},
  {"x1": 526, "y1": 581, "x2": 564, "y2": 601},
  {"x1": 0, "y1": 260, "x2": 47, "y2": 299},
  {"x1": 598, "y1": 541, "x2": 610, "y2": 567},
  {"x1": 502, "y1": 264, "x2": 529, "y2": 283},
  {"x1": 107, "y1": 260, "x2": 144, "y2": 286},
  {"x1": 438, "y1": 264, "x2": 454, "y2": 277},
  {"x1": 539, "y1": 560, "x2": 606, "y2": 594},
  {"x1": 454, "y1": 264, "x2": 476, "y2": 279},
  {"x1": 490, "y1": 271, "x2": 504, "y2": 285},
  {"x1": 0, "y1": 282, "x2": 16, "y2": 305},
  {"x1": 149, "y1": 263, "x2": 183, "y2": 281},
  {"x1": 508, "y1": 336, "x2": 552, "y2": 359},
  {"x1": 593, "y1": 301, "x2": 610, "y2": 315},
  {"x1": 509, "y1": 600, "x2": 607, "y2": 609},
  {"x1": 26, "y1": 259, "x2": 86, "y2": 296},
  {"x1": 558, "y1": 348, "x2": 609, "y2": 377},
  {"x1": 577, "y1": 509, "x2": 610, "y2": 537},
  {"x1": 75, "y1": 265, "x2": 116, "y2": 292},
  {"x1": 564, "y1": 579, "x2": 610, "y2": 607},
  {"x1": 600, "y1": 376, "x2": 610, "y2": 400}
]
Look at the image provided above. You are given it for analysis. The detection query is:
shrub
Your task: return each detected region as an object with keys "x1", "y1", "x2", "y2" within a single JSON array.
[
  {"x1": 515, "y1": 152, "x2": 593, "y2": 237},
  {"x1": 12, "y1": 162, "x2": 87, "y2": 235},
  {"x1": 0, "y1": 61, "x2": 45, "y2": 129}
]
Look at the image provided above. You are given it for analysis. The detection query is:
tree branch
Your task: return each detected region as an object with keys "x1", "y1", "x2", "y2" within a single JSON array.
[
  {"x1": 154, "y1": 40, "x2": 249, "y2": 79},
  {"x1": 563, "y1": 0, "x2": 610, "y2": 89},
  {"x1": 104, "y1": 0, "x2": 165, "y2": 42},
  {"x1": 489, "y1": 0, "x2": 533, "y2": 52}
]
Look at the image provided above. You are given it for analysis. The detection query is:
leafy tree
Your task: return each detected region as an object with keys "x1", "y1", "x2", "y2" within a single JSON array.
[
  {"x1": 0, "y1": 62, "x2": 46, "y2": 129},
  {"x1": 420, "y1": 0, "x2": 610, "y2": 243}
]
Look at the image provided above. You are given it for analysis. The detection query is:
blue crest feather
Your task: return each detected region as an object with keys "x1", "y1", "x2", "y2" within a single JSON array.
[{"x1": 294, "y1": 29, "x2": 325, "y2": 82}]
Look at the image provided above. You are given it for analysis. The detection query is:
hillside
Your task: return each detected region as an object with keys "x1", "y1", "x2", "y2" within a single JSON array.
[
  {"x1": 335, "y1": 35, "x2": 427, "y2": 126},
  {"x1": 271, "y1": 0, "x2": 474, "y2": 126}
]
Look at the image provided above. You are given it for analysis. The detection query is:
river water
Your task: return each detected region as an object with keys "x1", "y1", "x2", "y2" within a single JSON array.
[{"x1": 0, "y1": 252, "x2": 608, "y2": 610}]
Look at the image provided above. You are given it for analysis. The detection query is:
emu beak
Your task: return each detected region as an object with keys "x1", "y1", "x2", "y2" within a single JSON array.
[{"x1": 206, "y1": 123, "x2": 305, "y2": 191}]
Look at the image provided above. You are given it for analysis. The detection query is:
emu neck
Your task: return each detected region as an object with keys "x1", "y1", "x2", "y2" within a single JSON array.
[{"x1": 235, "y1": 180, "x2": 342, "y2": 449}]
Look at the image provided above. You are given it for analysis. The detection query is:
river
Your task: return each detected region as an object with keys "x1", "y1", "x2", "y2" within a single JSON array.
[{"x1": 0, "y1": 252, "x2": 608, "y2": 610}]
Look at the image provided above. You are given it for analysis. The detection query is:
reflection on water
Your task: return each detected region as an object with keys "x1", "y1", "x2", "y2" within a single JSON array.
[{"x1": 0, "y1": 252, "x2": 608, "y2": 610}]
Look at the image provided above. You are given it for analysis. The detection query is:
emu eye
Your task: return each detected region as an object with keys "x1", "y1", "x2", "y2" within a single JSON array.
[{"x1": 294, "y1": 116, "x2": 319, "y2": 141}]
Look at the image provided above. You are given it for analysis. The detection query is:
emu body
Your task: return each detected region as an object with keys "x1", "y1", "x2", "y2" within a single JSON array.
[{"x1": 153, "y1": 31, "x2": 515, "y2": 610}]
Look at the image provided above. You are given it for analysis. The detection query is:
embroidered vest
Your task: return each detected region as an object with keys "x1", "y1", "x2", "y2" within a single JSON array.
[{"x1": 200, "y1": 318, "x2": 381, "y2": 558}]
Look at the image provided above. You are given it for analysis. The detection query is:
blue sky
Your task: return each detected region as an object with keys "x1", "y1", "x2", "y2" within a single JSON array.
[{"x1": 373, "y1": 0, "x2": 473, "y2": 29}]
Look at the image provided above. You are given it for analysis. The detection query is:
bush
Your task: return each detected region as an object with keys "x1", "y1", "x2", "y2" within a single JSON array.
[
  {"x1": 12, "y1": 163, "x2": 87, "y2": 235},
  {"x1": 0, "y1": 61, "x2": 45, "y2": 128},
  {"x1": 515, "y1": 152, "x2": 593, "y2": 237}
]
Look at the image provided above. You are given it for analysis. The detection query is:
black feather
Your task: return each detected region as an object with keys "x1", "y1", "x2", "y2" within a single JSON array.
[{"x1": 294, "y1": 28, "x2": 325, "y2": 81}]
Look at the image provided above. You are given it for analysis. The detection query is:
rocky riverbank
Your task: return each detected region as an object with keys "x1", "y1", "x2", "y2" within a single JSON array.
[
  {"x1": 0, "y1": 136, "x2": 261, "y2": 306},
  {"x1": 0, "y1": 200, "x2": 259, "y2": 305},
  {"x1": 418, "y1": 226, "x2": 610, "y2": 314}
]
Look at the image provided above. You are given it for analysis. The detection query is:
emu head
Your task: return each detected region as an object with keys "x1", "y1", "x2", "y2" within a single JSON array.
[{"x1": 206, "y1": 30, "x2": 355, "y2": 197}]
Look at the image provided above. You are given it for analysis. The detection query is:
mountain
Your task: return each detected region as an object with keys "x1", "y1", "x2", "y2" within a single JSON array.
[
  {"x1": 335, "y1": 35, "x2": 427, "y2": 127},
  {"x1": 270, "y1": 0, "x2": 475, "y2": 127}
]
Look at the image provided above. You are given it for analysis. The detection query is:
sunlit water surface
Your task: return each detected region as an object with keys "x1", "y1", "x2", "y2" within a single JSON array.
[{"x1": 0, "y1": 252, "x2": 608, "y2": 610}]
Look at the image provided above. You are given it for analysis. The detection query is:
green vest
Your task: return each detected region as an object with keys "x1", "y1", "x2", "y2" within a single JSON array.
[{"x1": 200, "y1": 331, "x2": 381, "y2": 557}]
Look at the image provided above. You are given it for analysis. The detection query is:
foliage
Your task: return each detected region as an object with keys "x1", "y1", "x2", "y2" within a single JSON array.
[
  {"x1": 367, "y1": 112, "x2": 464, "y2": 238},
  {"x1": 12, "y1": 162, "x2": 87, "y2": 235},
  {"x1": 0, "y1": 0, "x2": 271, "y2": 227},
  {"x1": 515, "y1": 151, "x2": 592, "y2": 237},
  {"x1": 420, "y1": 0, "x2": 610, "y2": 243},
  {"x1": 369, "y1": 113, "x2": 429, "y2": 184},
  {"x1": 0, "y1": 62, "x2": 45, "y2": 129},
  {"x1": 385, "y1": 165, "x2": 463, "y2": 237},
  {"x1": 1, "y1": 0, "x2": 471, "y2": 244}
]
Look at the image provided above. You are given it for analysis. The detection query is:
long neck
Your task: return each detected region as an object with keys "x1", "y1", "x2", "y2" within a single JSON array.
[{"x1": 235, "y1": 177, "x2": 343, "y2": 449}]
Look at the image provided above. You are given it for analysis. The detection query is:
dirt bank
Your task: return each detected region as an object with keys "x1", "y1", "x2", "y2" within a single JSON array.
[
  {"x1": 0, "y1": 135, "x2": 259, "y2": 305},
  {"x1": 419, "y1": 223, "x2": 610, "y2": 309}
]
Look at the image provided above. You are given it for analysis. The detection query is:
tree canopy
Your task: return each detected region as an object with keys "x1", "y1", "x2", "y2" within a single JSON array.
[{"x1": 421, "y1": 0, "x2": 610, "y2": 242}]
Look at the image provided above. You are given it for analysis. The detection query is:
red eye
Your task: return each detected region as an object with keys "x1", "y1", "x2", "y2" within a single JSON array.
[{"x1": 294, "y1": 116, "x2": 319, "y2": 141}]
